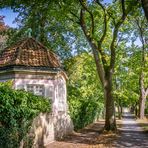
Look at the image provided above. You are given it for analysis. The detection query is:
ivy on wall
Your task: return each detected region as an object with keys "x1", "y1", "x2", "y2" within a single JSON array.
[{"x1": 0, "y1": 81, "x2": 51, "y2": 148}]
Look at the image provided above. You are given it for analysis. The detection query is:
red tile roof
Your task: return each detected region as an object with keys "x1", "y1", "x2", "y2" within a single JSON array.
[{"x1": 0, "y1": 38, "x2": 61, "y2": 68}]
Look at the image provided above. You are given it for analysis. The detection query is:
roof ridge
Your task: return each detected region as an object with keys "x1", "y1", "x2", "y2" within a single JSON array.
[
  {"x1": 30, "y1": 38, "x2": 60, "y2": 67},
  {"x1": 14, "y1": 38, "x2": 31, "y2": 64},
  {"x1": 30, "y1": 38, "x2": 48, "y2": 51}
]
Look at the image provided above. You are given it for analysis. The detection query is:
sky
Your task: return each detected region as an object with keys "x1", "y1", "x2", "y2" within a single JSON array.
[
  {"x1": 0, "y1": 8, "x2": 18, "y2": 28},
  {"x1": 0, "y1": 0, "x2": 141, "y2": 46},
  {"x1": 0, "y1": 0, "x2": 112, "y2": 28}
]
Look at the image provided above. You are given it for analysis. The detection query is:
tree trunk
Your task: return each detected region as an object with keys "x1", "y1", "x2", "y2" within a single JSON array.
[
  {"x1": 141, "y1": 0, "x2": 148, "y2": 21},
  {"x1": 117, "y1": 101, "x2": 122, "y2": 119},
  {"x1": 135, "y1": 102, "x2": 138, "y2": 117},
  {"x1": 121, "y1": 106, "x2": 123, "y2": 115},
  {"x1": 104, "y1": 73, "x2": 116, "y2": 131},
  {"x1": 136, "y1": 15, "x2": 147, "y2": 119},
  {"x1": 119, "y1": 105, "x2": 122, "y2": 119},
  {"x1": 117, "y1": 105, "x2": 122, "y2": 119},
  {"x1": 139, "y1": 72, "x2": 146, "y2": 119},
  {"x1": 139, "y1": 95, "x2": 146, "y2": 119}
]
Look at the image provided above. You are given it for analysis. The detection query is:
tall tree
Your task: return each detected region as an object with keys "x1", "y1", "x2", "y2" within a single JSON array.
[
  {"x1": 0, "y1": 16, "x2": 8, "y2": 50},
  {"x1": 141, "y1": 0, "x2": 148, "y2": 21},
  {"x1": 67, "y1": 0, "x2": 135, "y2": 131},
  {"x1": 135, "y1": 16, "x2": 148, "y2": 119},
  {"x1": 1, "y1": 1, "x2": 89, "y2": 60},
  {"x1": 1, "y1": 0, "x2": 137, "y2": 131}
]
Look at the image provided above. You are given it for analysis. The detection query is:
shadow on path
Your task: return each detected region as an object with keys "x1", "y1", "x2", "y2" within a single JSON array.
[
  {"x1": 46, "y1": 112, "x2": 148, "y2": 148},
  {"x1": 113, "y1": 112, "x2": 148, "y2": 148},
  {"x1": 46, "y1": 120, "x2": 115, "y2": 148}
]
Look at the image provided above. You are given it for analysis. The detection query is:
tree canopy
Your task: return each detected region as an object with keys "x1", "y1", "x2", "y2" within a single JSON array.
[{"x1": 1, "y1": 0, "x2": 148, "y2": 131}]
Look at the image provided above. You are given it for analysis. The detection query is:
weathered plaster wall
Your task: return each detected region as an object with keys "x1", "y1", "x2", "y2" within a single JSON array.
[
  {"x1": 0, "y1": 72, "x2": 74, "y2": 146},
  {"x1": 23, "y1": 113, "x2": 73, "y2": 147},
  {"x1": 20, "y1": 113, "x2": 55, "y2": 148},
  {"x1": 13, "y1": 73, "x2": 68, "y2": 115}
]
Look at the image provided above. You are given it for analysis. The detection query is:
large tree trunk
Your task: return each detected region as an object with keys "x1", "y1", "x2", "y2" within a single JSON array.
[
  {"x1": 136, "y1": 16, "x2": 147, "y2": 119},
  {"x1": 104, "y1": 73, "x2": 116, "y2": 131},
  {"x1": 79, "y1": 1, "x2": 127, "y2": 131},
  {"x1": 141, "y1": 0, "x2": 148, "y2": 21},
  {"x1": 139, "y1": 95, "x2": 146, "y2": 119},
  {"x1": 139, "y1": 72, "x2": 146, "y2": 119},
  {"x1": 91, "y1": 47, "x2": 116, "y2": 131}
]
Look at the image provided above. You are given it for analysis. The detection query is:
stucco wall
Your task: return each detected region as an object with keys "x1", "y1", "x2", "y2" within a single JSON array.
[
  {"x1": 13, "y1": 73, "x2": 67, "y2": 115},
  {"x1": 0, "y1": 72, "x2": 74, "y2": 146},
  {"x1": 20, "y1": 113, "x2": 55, "y2": 148}
]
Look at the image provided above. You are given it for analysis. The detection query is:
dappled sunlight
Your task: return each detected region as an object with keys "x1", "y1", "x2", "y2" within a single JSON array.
[
  {"x1": 47, "y1": 112, "x2": 148, "y2": 148},
  {"x1": 113, "y1": 112, "x2": 148, "y2": 148},
  {"x1": 46, "y1": 120, "x2": 118, "y2": 147}
]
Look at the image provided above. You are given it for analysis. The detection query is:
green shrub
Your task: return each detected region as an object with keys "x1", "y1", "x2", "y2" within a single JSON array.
[
  {"x1": 66, "y1": 53, "x2": 104, "y2": 130},
  {"x1": 68, "y1": 97, "x2": 104, "y2": 130},
  {"x1": 0, "y1": 81, "x2": 51, "y2": 148}
]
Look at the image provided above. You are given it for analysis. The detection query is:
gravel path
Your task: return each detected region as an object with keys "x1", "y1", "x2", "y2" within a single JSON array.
[{"x1": 113, "y1": 112, "x2": 148, "y2": 148}]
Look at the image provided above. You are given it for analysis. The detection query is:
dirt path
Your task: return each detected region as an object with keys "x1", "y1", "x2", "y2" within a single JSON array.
[
  {"x1": 113, "y1": 112, "x2": 148, "y2": 148},
  {"x1": 46, "y1": 120, "x2": 115, "y2": 148},
  {"x1": 46, "y1": 112, "x2": 148, "y2": 148}
]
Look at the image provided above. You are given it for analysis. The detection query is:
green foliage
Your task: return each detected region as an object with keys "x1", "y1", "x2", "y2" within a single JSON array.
[
  {"x1": 1, "y1": 0, "x2": 147, "y2": 128},
  {"x1": 0, "y1": 81, "x2": 51, "y2": 148},
  {"x1": 66, "y1": 53, "x2": 104, "y2": 130},
  {"x1": 69, "y1": 97, "x2": 104, "y2": 130}
]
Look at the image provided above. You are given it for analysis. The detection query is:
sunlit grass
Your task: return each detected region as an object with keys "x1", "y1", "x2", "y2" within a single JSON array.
[{"x1": 137, "y1": 117, "x2": 148, "y2": 132}]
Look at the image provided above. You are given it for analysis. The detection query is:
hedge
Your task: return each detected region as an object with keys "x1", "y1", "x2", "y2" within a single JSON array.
[{"x1": 0, "y1": 81, "x2": 51, "y2": 148}]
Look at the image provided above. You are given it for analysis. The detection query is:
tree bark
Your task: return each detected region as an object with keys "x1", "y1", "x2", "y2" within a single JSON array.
[
  {"x1": 91, "y1": 46, "x2": 116, "y2": 131},
  {"x1": 136, "y1": 17, "x2": 147, "y2": 119},
  {"x1": 139, "y1": 72, "x2": 146, "y2": 119},
  {"x1": 141, "y1": 0, "x2": 148, "y2": 21},
  {"x1": 118, "y1": 104, "x2": 122, "y2": 119},
  {"x1": 136, "y1": 102, "x2": 139, "y2": 116},
  {"x1": 79, "y1": 0, "x2": 129, "y2": 132},
  {"x1": 104, "y1": 72, "x2": 116, "y2": 131}
]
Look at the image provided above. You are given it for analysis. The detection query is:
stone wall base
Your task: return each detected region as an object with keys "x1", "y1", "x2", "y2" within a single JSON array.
[
  {"x1": 54, "y1": 114, "x2": 74, "y2": 140},
  {"x1": 20, "y1": 113, "x2": 73, "y2": 148}
]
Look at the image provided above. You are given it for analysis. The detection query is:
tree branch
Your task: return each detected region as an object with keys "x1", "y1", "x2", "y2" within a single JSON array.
[
  {"x1": 135, "y1": 18, "x2": 145, "y2": 65},
  {"x1": 80, "y1": 8, "x2": 105, "y2": 86},
  {"x1": 70, "y1": 11, "x2": 80, "y2": 21},
  {"x1": 110, "y1": 0, "x2": 127, "y2": 70},
  {"x1": 79, "y1": 0, "x2": 95, "y2": 36},
  {"x1": 95, "y1": 0, "x2": 108, "y2": 67},
  {"x1": 96, "y1": 0, "x2": 107, "y2": 45}
]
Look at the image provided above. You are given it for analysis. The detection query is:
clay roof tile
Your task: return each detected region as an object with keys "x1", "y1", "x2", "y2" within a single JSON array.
[{"x1": 0, "y1": 37, "x2": 61, "y2": 68}]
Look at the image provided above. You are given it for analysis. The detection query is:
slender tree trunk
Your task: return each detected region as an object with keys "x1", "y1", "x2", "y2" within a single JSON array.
[
  {"x1": 136, "y1": 16, "x2": 147, "y2": 119},
  {"x1": 139, "y1": 72, "x2": 146, "y2": 119},
  {"x1": 104, "y1": 73, "x2": 116, "y2": 131},
  {"x1": 135, "y1": 102, "x2": 138, "y2": 117},
  {"x1": 117, "y1": 100, "x2": 122, "y2": 119},
  {"x1": 117, "y1": 105, "x2": 122, "y2": 119},
  {"x1": 121, "y1": 106, "x2": 123, "y2": 115},
  {"x1": 119, "y1": 105, "x2": 122, "y2": 119}
]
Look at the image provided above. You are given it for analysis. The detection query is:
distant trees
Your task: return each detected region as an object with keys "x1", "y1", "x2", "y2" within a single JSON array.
[{"x1": 0, "y1": 16, "x2": 8, "y2": 50}]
